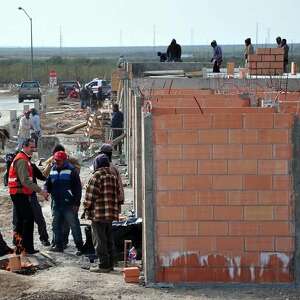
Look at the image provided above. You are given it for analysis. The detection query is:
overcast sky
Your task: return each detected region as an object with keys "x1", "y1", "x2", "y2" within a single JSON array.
[{"x1": 1, "y1": 0, "x2": 298, "y2": 47}]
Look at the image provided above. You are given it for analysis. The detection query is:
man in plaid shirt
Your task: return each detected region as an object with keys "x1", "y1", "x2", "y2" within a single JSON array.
[{"x1": 83, "y1": 154, "x2": 122, "y2": 272}]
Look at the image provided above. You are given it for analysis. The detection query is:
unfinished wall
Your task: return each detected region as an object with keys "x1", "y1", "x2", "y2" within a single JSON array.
[{"x1": 151, "y1": 105, "x2": 294, "y2": 283}]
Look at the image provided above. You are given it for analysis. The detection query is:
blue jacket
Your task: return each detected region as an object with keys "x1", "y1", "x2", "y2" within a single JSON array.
[{"x1": 45, "y1": 162, "x2": 82, "y2": 208}]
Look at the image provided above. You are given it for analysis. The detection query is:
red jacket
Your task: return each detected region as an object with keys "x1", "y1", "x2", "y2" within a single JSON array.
[{"x1": 8, "y1": 152, "x2": 33, "y2": 195}]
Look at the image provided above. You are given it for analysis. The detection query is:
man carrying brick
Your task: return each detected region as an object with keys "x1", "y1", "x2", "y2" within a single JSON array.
[{"x1": 83, "y1": 154, "x2": 122, "y2": 273}]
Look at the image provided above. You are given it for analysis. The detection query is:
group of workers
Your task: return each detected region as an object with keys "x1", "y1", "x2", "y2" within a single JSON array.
[
  {"x1": 2, "y1": 138, "x2": 124, "y2": 273},
  {"x1": 157, "y1": 37, "x2": 290, "y2": 73}
]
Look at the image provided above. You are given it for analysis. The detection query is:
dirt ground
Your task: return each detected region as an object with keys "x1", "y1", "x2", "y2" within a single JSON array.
[{"x1": 0, "y1": 90, "x2": 300, "y2": 299}]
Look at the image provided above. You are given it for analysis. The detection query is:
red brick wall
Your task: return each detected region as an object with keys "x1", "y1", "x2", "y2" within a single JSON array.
[{"x1": 152, "y1": 109, "x2": 294, "y2": 283}]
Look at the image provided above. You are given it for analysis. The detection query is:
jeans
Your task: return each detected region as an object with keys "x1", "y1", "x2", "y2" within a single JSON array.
[
  {"x1": 80, "y1": 98, "x2": 87, "y2": 109},
  {"x1": 52, "y1": 206, "x2": 83, "y2": 250},
  {"x1": 91, "y1": 221, "x2": 114, "y2": 268},
  {"x1": 11, "y1": 194, "x2": 35, "y2": 252},
  {"x1": 13, "y1": 192, "x2": 49, "y2": 242}
]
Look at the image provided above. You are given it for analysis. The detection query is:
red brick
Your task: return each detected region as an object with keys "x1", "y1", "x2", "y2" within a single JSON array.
[
  {"x1": 273, "y1": 175, "x2": 292, "y2": 190},
  {"x1": 243, "y1": 145, "x2": 273, "y2": 159},
  {"x1": 185, "y1": 237, "x2": 216, "y2": 251},
  {"x1": 169, "y1": 221, "x2": 198, "y2": 236},
  {"x1": 270, "y1": 62, "x2": 284, "y2": 69},
  {"x1": 275, "y1": 237, "x2": 294, "y2": 252},
  {"x1": 258, "y1": 129, "x2": 289, "y2": 144},
  {"x1": 213, "y1": 175, "x2": 243, "y2": 190},
  {"x1": 275, "y1": 54, "x2": 284, "y2": 61},
  {"x1": 228, "y1": 160, "x2": 257, "y2": 175},
  {"x1": 156, "y1": 192, "x2": 169, "y2": 206},
  {"x1": 243, "y1": 114, "x2": 273, "y2": 128},
  {"x1": 274, "y1": 113, "x2": 294, "y2": 128},
  {"x1": 153, "y1": 115, "x2": 183, "y2": 129},
  {"x1": 245, "y1": 237, "x2": 274, "y2": 251},
  {"x1": 248, "y1": 54, "x2": 261, "y2": 62},
  {"x1": 274, "y1": 206, "x2": 290, "y2": 220},
  {"x1": 257, "y1": 62, "x2": 271, "y2": 68},
  {"x1": 244, "y1": 175, "x2": 272, "y2": 190},
  {"x1": 157, "y1": 160, "x2": 168, "y2": 175},
  {"x1": 213, "y1": 114, "x2": 243, "y2": 129},
  {"x1": 214, "y1": 206, "x2": 243, "y2": 220},
  {"x1": 156, "y1": 222, "x2": 169, "y2": 236},
  {"x1": 163, "y1": 267, "x2": 184, "y2": 283},
  {"x1": 168, "y1": 160, "x2": 197, "y2": 175},
  {"x1": 157, "y1": 206, "x2": 184, "y2": 221},
  {"x1": 184, "y1": 206, "x2": 213, "y2": 221},
  {"x1": 258, "y1": 160, "x2": 288, "y2": 175},
  {"x1": 153, "y1": 130, "x2": 168, "y2": 144},
  {"x1": 199, "y1": 129, "x2": 228, "y2": 144},
  {"x1": 273, "y1": 144, "x2": 292, "y2": 159},
  {"x1": 183, "y1": 145, "x2": 211, "y2": 159},
  {"x1": 157, "y1": 176, "x2": 182, "y2": 191},
  {"x1": 229, "y1": 222, "x2": 260, "y2": 236},
  {"x1": 229, "y1": 129, "x2": 257, "y2": 144},
  {"x1": 168, "y1": 131, "x2": 199, "y2": 144},
  {"x1": 155, "y1": 145, "x2": 182, "y2": 160},
  {"x1": 157, "y1": 237, "x2": 185, "y2": 252},
  {"x1": 198, "y1": 160, "x2": 227, "y2": 174},
  {"x1": 259, "y1": 221, "x2": 291, "y2": 236},
  {"x1": 216, "y1": 237, "x2": 244, "y2": 251},
  {"x1": 198, "y1": 191, "x2": 227, "y2": 205},
  {"x1": 186, "y1": 268, "x2": 215, "y2": 282},
  {"x1": 270, "y1": 48, "x2": 284, "y2": 55},
  {"x1": 228, "y1": 191, "x2": 258, "y2": 205},
  {"x1": 244, "y1": 206, "x2": 273, "y2": 220},
  {"x1": 167, "y1": 191, "x2": 198, "y2": 206},
  {"x1": 183, "y1": 175, "x2": 212, "y2": 190},
  {"x1": 213, "y1": 145, "x2": 242, "y2": 159},
  {"x1": 198, "y1": 221, "x2": 228, "y2": 235},
  {"x1": 258, "y1": 191, "x2": 290, "y2": 205},
  {"x1": 261, "y1": 55, "x2": 275, "y2": 62},
  {"x1": 256, "y1": 48, "x2": 271, "y2": 55},
  {"x1": 183, "y1": 115, "x2": 212, "y2": 129}
]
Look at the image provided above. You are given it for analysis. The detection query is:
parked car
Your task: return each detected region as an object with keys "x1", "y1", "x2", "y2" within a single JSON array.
[
  {"x1": 18, "y1": 81, "x2": 42, "y2": 103},
  {"x1": 57, "y1": 80, "x2": 81, "y2": 100},
  {"x1": 85, "y1": 78, "x2": 111, "y2": 99}
]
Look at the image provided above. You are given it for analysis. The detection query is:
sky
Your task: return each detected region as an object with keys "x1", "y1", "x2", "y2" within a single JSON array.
[{"x1": 1, "y1": 0, "x2": 299, "y2": 47}]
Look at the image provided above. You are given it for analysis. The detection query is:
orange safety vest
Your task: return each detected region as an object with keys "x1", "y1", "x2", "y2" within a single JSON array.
[{"x1": 8, "y1": 152, "x2": 33, "y2": 195}]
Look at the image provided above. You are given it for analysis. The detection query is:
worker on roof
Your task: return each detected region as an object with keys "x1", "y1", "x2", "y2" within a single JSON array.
[
  {"x1": 244, "y1": 38, "x2": 254, "y2": 67},
  {"x1": 210, "y1": 40, "x2": 223, "y2": 73},
  {"x1": 167, "y1": 39, "x2": 182, "y2": 62}
]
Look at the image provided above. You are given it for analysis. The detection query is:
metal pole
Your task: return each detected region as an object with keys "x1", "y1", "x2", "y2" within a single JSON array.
[
  {"x1": 18, "y1": 7, "x2": 33, "y2": 80},
  {"x1": 30, "y1": 17, "x2": 33, "y2": 80}
]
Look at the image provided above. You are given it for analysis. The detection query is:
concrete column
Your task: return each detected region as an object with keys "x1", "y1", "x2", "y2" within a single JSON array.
[
  {"x1": 41, "y1": 95, "x2": 47, "y2": 112},
  {"x1": 34, "y1": 99, "x2": 39, "y2": 112},
  {"x1": 142, "y1": 114, "x2": 155, "y2": 284},
  {"x1": 23, "y1": 104, "x2": 30, "y2": 112},
  {"x1": 9, "y1": 110, "x2": 17, "y2": 137}
]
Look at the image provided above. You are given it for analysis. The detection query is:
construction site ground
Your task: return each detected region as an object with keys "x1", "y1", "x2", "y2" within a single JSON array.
[{"x1": 0, "y1": 90, "x2": 300, "y2": 299}]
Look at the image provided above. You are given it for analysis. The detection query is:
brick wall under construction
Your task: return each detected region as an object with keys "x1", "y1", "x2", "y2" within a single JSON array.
[{"x1": 148, "y1": 92, "x2": 294, "y2": 283}]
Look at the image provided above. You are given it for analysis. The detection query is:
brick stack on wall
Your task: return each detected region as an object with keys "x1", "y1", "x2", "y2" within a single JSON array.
[
  {"x1": 150, "y1": 93, "x2": 294, "y2": 283},
  {"x1": 248, "y1": 48, "x2": 284, "y2": 76}
]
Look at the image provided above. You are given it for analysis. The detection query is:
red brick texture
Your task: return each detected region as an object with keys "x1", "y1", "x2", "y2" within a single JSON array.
[
  {"x1": 248, "y1": 48, "x2": 284, "y2": 76},
  {"x1": 152, "y1": 103, "x2": 294, "y2": 283}
]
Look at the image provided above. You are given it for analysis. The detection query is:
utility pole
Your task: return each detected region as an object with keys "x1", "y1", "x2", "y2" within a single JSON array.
[
  {"x1": 59, "y1": 25, "x2": 63, "y2": 56},
  {"x1": 153, "y1": 24, "x2": 156, "y2": 55},
  {"x1": 256, "y1": 22, "x2": 259, "y2": 47}
]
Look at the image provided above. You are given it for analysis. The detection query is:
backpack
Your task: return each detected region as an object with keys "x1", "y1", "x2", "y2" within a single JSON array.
[{"x1": 3, "y1": 152, "x2": 18, "y2": 186}]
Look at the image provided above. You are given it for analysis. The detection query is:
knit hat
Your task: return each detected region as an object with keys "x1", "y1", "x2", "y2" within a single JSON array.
[
  {"x1": 93, "y1": 154, "x2": 110, "y2": 170},
  {"x1": 100, "y1": 143, "x2": 113, "y2": 153},
  {"x1": 54, "y1": 151, "x2": 67, "y2": 161}
]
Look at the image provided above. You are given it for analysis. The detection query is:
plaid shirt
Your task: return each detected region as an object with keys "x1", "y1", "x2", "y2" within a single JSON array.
[{"x1": 83, "y1": 167, "x2": 121, "y2": 221}]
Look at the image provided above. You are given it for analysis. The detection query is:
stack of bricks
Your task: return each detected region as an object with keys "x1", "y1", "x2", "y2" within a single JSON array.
[
  {"x1": 151, "y1": 94, "x2": 294, "y2": 283},
  {"x1": 248, "y1": 48, "x2": 284, "y2": 76}
]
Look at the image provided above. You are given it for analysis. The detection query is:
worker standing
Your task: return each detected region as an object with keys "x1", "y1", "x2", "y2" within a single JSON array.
[
  {"x1": 281, "y1": 39, "x2": 289, "y2": 73},
  {"x1": 30, "y1": 108, "x2": 42, "y2": 148},
  {"x1": 45, "y1": 151, "x2": 83, "y2": 254},
  {"x1": 83, "y1": 154, "x2": 122, "y2": 273},
  {"x1": 111, "y1": 104, "x2": 124, "y2": 155},
  {"x1": 210, "y1": 40, "x2": 223, "y2": 73},
  {"x1": 244, "y1": 38, "x2": 254, "y2": 67},
  {"x1": 17, "y1": 111, "x2": 31, "y2": 150},
  {"x1": 167, "y1": 39, "x2": 182, "y2": 62},
  {"x1": 8, "y1": 138, "x2": 49, "y2": 254}
]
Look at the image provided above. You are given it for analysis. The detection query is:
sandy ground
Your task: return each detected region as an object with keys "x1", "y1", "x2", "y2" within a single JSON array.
[{"x1": 0, "y1": 90, "x2": 300, "y2": 299}]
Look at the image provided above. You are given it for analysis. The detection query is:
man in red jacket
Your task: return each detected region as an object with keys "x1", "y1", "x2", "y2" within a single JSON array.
[{"x1": 8, "y1": 138, "x2": 48, "y2": 254}]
